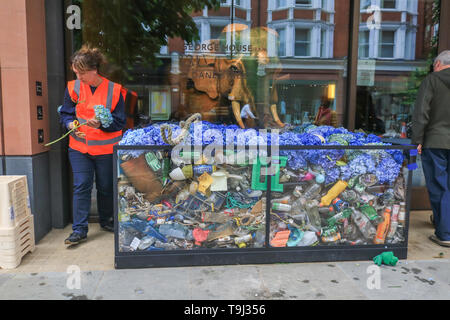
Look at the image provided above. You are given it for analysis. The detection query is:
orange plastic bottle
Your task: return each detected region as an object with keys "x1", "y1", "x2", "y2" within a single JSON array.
[{"x1": 373, "y1": 208, "x2": 391, "y2": 244}]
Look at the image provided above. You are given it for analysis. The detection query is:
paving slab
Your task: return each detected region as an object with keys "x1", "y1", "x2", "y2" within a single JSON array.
[
  {"x1": 93, "y1": 268, "x2": 193, "y2": 300},
  {"x1": 336, "y1": 260, "x2": 450, "y2": 300},
  {"x1": 0, "y1": 271, "x2": 104, "y2": 300},
  {"x1": 256, "y1": 262, "x2": 368, "y2": 300},
  {"x1": 414, "y1": 259, "x2": 450, "y2": 287},
  {"x1": 189, "y1": 265, "x2": 264, "y2": 300}
]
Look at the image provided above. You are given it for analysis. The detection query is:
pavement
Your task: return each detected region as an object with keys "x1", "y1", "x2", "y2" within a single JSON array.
[{"x1": 0, "y1": 210, "x2": 449, "y2": 300}]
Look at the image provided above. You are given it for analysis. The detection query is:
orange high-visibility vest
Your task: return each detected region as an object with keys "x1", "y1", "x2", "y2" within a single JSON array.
[{"x1": 67, "y1": 76, "x2": 123, "y2": 155}]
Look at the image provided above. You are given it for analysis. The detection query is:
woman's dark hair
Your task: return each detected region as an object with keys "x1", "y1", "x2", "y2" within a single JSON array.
[
  {"x1": 321, "y1": 96, "x2": 332, "y2": 108},
  {"x1": 70, "y1": 44, "x2": 106, "y2": 72}
]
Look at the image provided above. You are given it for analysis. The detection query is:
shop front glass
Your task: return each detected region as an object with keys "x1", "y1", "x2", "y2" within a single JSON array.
[
  {"x1": 66, "y1": 0, "x2": 351, "y2": 130},
  {"x1": 62, "y1": 0, "x2": 432, "y2": 260}
]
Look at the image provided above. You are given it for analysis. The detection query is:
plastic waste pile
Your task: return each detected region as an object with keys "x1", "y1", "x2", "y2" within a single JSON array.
[
  {"x1": 117, "y1": 150, "x2": 266, "y2": 252},
  {"x1": 269, "y1": 170, "x2": 407, "y2": 247}
]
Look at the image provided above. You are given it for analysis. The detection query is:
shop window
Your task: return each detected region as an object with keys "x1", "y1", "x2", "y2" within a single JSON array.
[
  {"x1": 360, "y1": 0, "x2": 371, "y2": 9},
  {"x1": 277, "y1": 28, "x2": 286, "y2": 57},
  {"x1": 378, "y1": 30, "x2": 395, "y2": 58},
  {"x1": 210, "y1": 25, "x2": 223, "y2": 40},
  {"x1": 276, "y1": 0, "x2": 287, "y2": 8},
  {"x1": 320, "y1": 29, "x2": 327, "y2": 57},
  {"x1": 296, "y1": 0, "x2": 312, "y2": 6},
  {"x1": 295, "y1": 28, "x2": 311, "y2": 57},
  {"x1": 381, "y1": 0, "x2": 396, "y2": 9}
]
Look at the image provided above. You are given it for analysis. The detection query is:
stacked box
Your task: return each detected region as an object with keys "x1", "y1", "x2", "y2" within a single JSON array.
[{"x1": 0, "y1": 176, "x2": 35, "y2": 269}]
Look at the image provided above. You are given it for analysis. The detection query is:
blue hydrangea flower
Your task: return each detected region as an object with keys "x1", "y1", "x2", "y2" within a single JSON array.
[
  {"x1": 93, "y1": 105, "x2": 113, "y2": 128},
  {"x1": 375, "y1": 155, "x2": 402, "y2": 184}
]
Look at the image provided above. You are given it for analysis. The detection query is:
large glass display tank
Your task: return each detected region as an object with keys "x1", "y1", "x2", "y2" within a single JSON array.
[{"x1": 114, "y1": 124, "x2": 415, "y2": 269}]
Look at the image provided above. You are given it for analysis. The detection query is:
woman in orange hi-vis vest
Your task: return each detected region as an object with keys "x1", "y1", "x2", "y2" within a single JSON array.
[{"x1": 59, "y1": 45, "x2": 126, "y2": 246}]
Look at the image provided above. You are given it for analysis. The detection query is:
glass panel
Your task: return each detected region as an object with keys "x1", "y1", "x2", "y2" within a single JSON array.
[
  {"x1": 379, "y1": 30, "x2": 395, "y2": 58},
  {"x1": 381, "y1": 0, "x2": 396, "y2": 9},
  {"x1": 296, "y1": 0, "x2": 312, "y2": 6},
  {"x1": 117, "y1": 145, "x2": 267, "y2": 252},
  {"x1": 278, "y1": 28, "x2": 286, "y2": 57},
  {"x1": 359, "y1": 31, "x2": 370, "y2": 58},
  {"x1": 356, "y1": 0, "x2": 440, "y2": 138},
  {"x1": 295, "y1": 29, "x2": 311, "y2": 56},
  {"x1": 270, "y1": 146, "x2": 409, "y2": 247}
]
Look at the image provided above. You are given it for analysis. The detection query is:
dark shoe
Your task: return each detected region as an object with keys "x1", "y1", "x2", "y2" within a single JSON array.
[
  {"x1": 429, "y1": 235, "x2": 450, "y2": 248},
  {"x1": 100, "y1": 223, "x2": 114, "y2": 233},
  {"x1": 64, "y1": 232, "x2": 87, "y2": 246}
]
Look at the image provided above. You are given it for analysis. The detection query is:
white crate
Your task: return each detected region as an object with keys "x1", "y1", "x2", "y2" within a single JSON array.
[
  {"x1": 0, "y1": 176, "x2": 31, "y2": 228},
  {"x1": 0, "y1": 215, "x2": 35, "y2": 269}
]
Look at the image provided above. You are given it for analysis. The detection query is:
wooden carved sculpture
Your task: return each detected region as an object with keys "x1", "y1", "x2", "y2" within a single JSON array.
[{"x1": 173, "y1": 36, "x2": 285, "y2": 129}]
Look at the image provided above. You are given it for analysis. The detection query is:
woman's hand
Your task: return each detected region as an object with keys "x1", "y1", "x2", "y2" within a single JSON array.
[
  {"x1": 68, "y1": 121, "x2": 86, "y2": 138},
  {"x1": 87, "y1": 119, "x2": 101, "y2": 129}
]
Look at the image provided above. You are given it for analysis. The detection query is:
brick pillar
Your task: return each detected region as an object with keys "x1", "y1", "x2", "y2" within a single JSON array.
[{"x1": 0, "y1": 0, "x2": 52, "y2": 241}]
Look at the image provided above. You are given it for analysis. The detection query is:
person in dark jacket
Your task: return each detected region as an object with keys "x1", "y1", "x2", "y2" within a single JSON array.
[{"x1": 412, "y1": 50, "x2": 450, "y2": 247}]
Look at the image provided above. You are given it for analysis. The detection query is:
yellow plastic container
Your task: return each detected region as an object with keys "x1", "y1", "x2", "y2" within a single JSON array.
[{"x1": 320, "y1": 180, "x2": 348, "y2": 207}]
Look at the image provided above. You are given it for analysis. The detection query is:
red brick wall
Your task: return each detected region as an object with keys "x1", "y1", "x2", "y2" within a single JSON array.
[
  {"x1": 294, "y1": 10, "x2": 314, "y2": 20},
  {"x1": 272, "y1": 9, "x2": 288, "y2": 20}
]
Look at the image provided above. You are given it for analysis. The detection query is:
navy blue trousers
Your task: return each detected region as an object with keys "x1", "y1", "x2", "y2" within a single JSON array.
[
  {"x1": 421, "y1": 148, "x2": 450, "y2": 241},
  {"x1": 68, "y1": 148, "x2": 114, "y2": 236}
]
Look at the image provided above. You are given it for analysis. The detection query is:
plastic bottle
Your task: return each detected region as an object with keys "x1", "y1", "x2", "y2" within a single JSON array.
[
  {"x1": 293, "y1": 185, "x2": 303, "y2": 198},
  {"x1": 137, "y1": 236, "x2": 156, "y2": 250},
  {"x1": 246, "y1": 189, "x2": 263, "y2": 198},
  {"x1": 327, "y1": 208, "x2": 352, "y2": 227},
  {"x1": 352, "y1": 210, "x2": 377, "y2": 240},
  {"x1": 330, "y1": 198, "x2": 349, "y2": 212},
  {"x1": 321, "y1": 226, "x2": 339, "y2": 237},
  {"x1": 253, "y1": 230, "x2": 265, "y2": 248},
  {"x1": 321, "y1": 232, "x2": 341, "y2": 243},
  {"x1": 272, "y1": 203, "x2": 292, "y2": 212},
  {"x1": 398, "y1": 202, "x2": 406, "y2": 225},
  {"x1": 234, "y1": 234, "x2": 252, "y2": 245},
  {"x1": 302, "y1": 112, "x2": 310, "y2": 124},
  {"x1": 304, "y1": 183, "x2": 322, "y2": 199},
  {"x1": 145, "y1": 152, "x2": 162, "y2": 172},
  {"x1": 223, "y1": 208, "x2": 240, "y2": 216},
  {"x1": 400, "y1": 122, "x2": 407, "y2": 138},
  {"x1": 153, "y1": 240, "x2": 178, "y2": 250},
  {"x1": 158, "y1": 223, "x2": 188, "y2": 239},
  {"x1": 360, "y1": 204, "x2": 381, "y2": 222},
  {"x1": 297, "y1": 231, "x2": 318, "y2": 246},
  {"x1": 374, "y1": 208, "x2": 391, "y2": 244},
  {"x1": 304, "y1": 199, "x2": 322, "y2": 230},
  {"x1": 387, "y1": 204, "x2": 400, "y2": 238},
  {"x1": 119, "y1": 197, "x2": 128, "y2": 213},
  {"x1": 272, "y1": 196, "x2": 291, "y2": 204}
]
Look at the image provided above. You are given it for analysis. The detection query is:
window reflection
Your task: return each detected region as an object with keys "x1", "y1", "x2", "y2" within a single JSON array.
[
  {"x1": 356, "y1": 0, "x2": 440, "y2": 138},
  {"x1": 67, "y1": 0, "x2": 352, "y2": 129}
]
